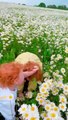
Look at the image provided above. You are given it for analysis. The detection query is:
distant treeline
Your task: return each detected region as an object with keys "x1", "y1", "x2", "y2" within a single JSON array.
[{"x1": 36, "y1": 2, "x2": 68, "y2": 10}]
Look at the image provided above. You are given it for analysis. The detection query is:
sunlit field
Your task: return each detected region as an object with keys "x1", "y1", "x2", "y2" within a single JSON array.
[{"x1": 0, "y1": 3, "x2": 68, "y2": 120}]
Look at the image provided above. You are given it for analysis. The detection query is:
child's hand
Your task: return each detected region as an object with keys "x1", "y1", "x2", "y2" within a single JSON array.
[
  {"x1": 18, "y1": 66, "x2": 39, "y2": 85},
  {"x1": 23, "y1": 66, "x2": 39, "y2": 78}
]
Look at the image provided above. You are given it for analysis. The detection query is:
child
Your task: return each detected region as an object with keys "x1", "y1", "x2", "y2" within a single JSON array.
[{"x1": 15, "y1": 52, "x2": 43, "y2": 119}]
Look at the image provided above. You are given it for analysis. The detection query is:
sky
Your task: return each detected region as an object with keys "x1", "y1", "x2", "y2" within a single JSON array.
[{"x1": 0, "y1": 0, "x2": 68, "y2": 6}]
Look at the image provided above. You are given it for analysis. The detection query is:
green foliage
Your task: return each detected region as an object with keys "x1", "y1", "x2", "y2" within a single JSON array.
[
  {"x1": 38, "y1": 2, "x2": 46, "y2": 8},
  {"x1": 48, "y1": 92, "x2": 59, "y2": 106},
  {"x1": 38, "y1": 2, "x2": 68, "y2": 10},
  {"x1": 47, "y1": 4, "x2": 68, "y2": 10},
  {"x1": 23, "y1": 98, "x2": 38, "y2": 105},
  {"x1": 0, "y1": 39, "x2": 3, "y2": 51},
  {"x1": 0, "y1": 49, "x2": 15, "y2": 63},
  {"x1": 0, "y1": 33, "x2": 68, "y2": 83},
  {"x1": 47, "y1": 5, "x2": 57, "y2": 8},
  {"x1": 58, "y1": 5, "x2": 67, "y2": 10}
]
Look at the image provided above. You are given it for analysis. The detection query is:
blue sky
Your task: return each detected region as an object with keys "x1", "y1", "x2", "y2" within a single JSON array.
[{"x1": 0, "y1": 0, "x2": 68, "y2": 6}]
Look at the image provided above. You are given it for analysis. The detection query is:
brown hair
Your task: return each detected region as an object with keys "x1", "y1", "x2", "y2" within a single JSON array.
[
  {"x1": 0, "y1": 62, "x2": 23, "y2": 88},
  {"x1": 23, "y1": 61, "x2": 43, "y2": 81}
]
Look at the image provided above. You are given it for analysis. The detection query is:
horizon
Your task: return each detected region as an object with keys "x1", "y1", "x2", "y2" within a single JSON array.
[{"x1": 0, "y1": 0, "x2": 68, "y2": 7}]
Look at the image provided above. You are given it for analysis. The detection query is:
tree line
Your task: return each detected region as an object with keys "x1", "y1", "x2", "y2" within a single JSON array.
[{"x1": 37, "y1": 2, "x2": 68, "y2": 10}]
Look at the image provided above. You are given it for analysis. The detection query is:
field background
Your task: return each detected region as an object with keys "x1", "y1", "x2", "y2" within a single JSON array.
[
  {"x1": 0, "y1": 3, "x2": 68, "y2": 120},
  {"x1": 0, "y1": 3, "x2": 68, "y2": 83}
]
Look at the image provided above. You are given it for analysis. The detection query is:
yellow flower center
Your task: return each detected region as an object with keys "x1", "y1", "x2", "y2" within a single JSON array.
[
  {"x1": 59, "y1": 83, "x2": 62, "y2": 87},
  {"x1": 46, "y1": 118, "x2": 51, "y2": 120},
  {"x1": 61, "y1": 98, "x2": 65, "y2": 102},
  {"x1": 61, "y1": 105, "x2": 64, "y2": 109},
  {"x1": 24, "y1": 113, "x2": 29, "y2": 118},
  {"x1": 44, "y1": 84, "x2": 47, "y2": 88},
  {"x1": 30, "y1": 117, "x2": 36, "y2": 120},
  {"x1": 9, "y1": 95, "x2": 13, "y2": 99},
  {"x1": 22, "y1": 108, "x2": 26, "y2": 111},
  {"x1": 0, "y1": 96, "x2": 6, "y2": 100},
  {"x1": 39, "y1": 99, "x2": 43, "y2": 103},
  {"x1": 46, "y1": 106, "x2": 50, "y2": 110},
  {"x1": 31, "y1": 106, "x2": 35, "y2": 111},
  {"x1": 54, "y1": 107, "x2": 58, "y2": 111},
  {"x1": 43, "y1": 113, "x2": 47, "y2": 117},
  {"x1": 50, "y1": 113, "x2": 56, "y2": 118},
  {"x1": 38, "y1": 93, "x2": 42, "y2": 97},
  {"x1": 41, "y1": 88, "x2": 45, "y2": 92}
]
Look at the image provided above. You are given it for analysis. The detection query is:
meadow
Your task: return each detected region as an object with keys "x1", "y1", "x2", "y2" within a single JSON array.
[{"x1": 0, "y1": 3, "x2": 68, "y2": 120}]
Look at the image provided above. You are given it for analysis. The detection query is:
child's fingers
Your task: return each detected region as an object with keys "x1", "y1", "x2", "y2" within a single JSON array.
[{"x1": 23, "y1": 66, "x2": 39, "y2": 78}]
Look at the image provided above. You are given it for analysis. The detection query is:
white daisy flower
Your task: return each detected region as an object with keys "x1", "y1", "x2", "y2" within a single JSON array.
[
  {"x1": 18, "y1": 104, "x2": 27, "y2": 114},
  {"x1": 48, "y1": 110, "x2": 58, "y2": 119},
  {"x1": 59, "y1": 103, "x2": 66, "y2": 112},
  {"x1": 59, "y1": 95, "x2": 67, "y2": 103},
  {"x1": 65, "y1": 46, "x2": 68, "y2": 53},
  {"x1": 44, "y1": 104, "x2": 51, "y2": 111},
  {"x1": 61, "y1": 68, "x2": 66, "y2": 74}
]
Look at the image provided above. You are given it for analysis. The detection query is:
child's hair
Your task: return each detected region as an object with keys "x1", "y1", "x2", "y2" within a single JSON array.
[
  {"x1": 23, "y1": 61, "x2": 43, "y2": 81},
  {"x1": 0, "y1": 62, "x2": 23, "y2": 88}
]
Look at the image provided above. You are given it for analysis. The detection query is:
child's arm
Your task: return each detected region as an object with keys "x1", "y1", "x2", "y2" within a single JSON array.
[
  {"x1": 18, "y1": 66, "x2": 39, "y2": 85},
  {"x1": 17, "y1": 66, "x2": 39, "y2": 97}
]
